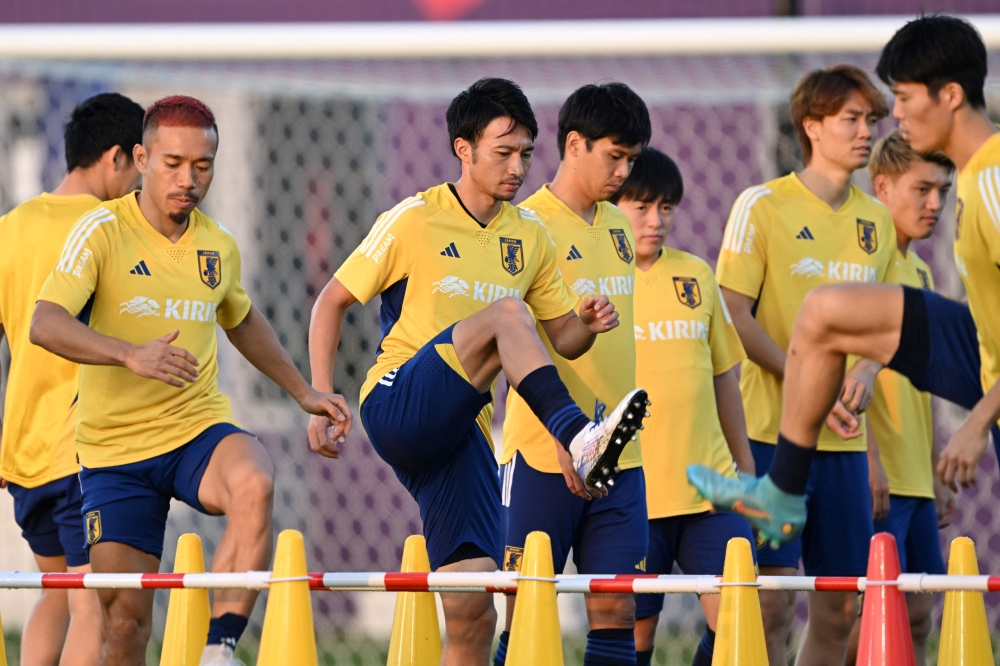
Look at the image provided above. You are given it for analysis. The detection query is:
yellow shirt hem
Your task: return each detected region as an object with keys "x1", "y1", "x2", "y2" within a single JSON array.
[{"x1": 77, "y1": 417, "x2": 241, "y2": 469}]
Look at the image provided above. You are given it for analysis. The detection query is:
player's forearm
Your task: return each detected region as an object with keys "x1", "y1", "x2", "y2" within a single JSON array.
[
  {"x1": 967, "y1": 379, "x2": 1000, "y2": 434},
  {"x1": 721, "y1": 289, "x2": 785, "y2": 379},
  {"x1": 713, "y1": 367, "x2": 755, "y2": 474},
  {"x1": 542, "y1": 313, "x2": 596, "y2": 361},
  {"x1": 308, "y1": 279, "x2": 353, "y2": 393},
  {"x1": 225, "y1": 306, "x2": 312, "y2": 402},
  {"x1": 30, "y1": 300, "x2": 133, "y2": 367}
]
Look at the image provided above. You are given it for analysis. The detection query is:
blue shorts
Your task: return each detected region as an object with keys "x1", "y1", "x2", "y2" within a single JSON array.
[
  {"x1": 889, "y1": 288, "x2": 1000, "y2": 454},
  {"x1": 499, "y1": 452, "x2": 648, "y2": 576},
  {"x1": 78, "y1": 423, "x2": 246, "y2": 559},
  {"x1": 635, "y1": 510, "x2": 754, "y2": 620},
  {"x1": 874, "y1": 496, "x2": 945, "y2": 575},
  {"x1": 750, "y1": 441, "x2": 872, "y2": 576},
  {"x1": 7, "y1": 474, "x2": 88, "y2": 567},
  {"x1": 361, "y1": 324, "x2": 499, "y2": 571}
]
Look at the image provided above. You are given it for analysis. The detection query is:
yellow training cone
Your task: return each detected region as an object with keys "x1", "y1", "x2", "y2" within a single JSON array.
[
  {"x1": 712, "y1": 537, "x2": 767, "y2": 666},
  {"x1": 257, "y1": 530, "x2": 318, "y2": 666},
  {"x1": 506, "y1": 531, "x2": 563, "y2": 666},
  {"x1": 939, "y1": 537, "x2": 991, "y2": 666},
  {"x1": 1, "y1": 609, "x2": 8, "y2": 666},
  {"x1": 161, "y1": 534, "x2": 211, "y2": 666},
  {"x1": 387, "y1": 535, "x2": 442, "y2": 666}
]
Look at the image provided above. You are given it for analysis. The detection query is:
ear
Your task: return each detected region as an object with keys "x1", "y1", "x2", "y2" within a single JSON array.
[
  {"x1": 802, "y1": 116, "x2": 822, "y2": 142},
  {"x1": 564, "y1": 130, "x2": 584, "y2": 157},
  {"x1": 133, "y1": 143, "x2": 149, "y2": 175},
  {"x1": 872, "y1": 173, "x2": 890, "y2": 200},
  {"x1": 454, "y1": 137, "x2": 473, "y2": 165},
  {"x1": 939, "y1": 81, "x2": 966, "y2": 113}
]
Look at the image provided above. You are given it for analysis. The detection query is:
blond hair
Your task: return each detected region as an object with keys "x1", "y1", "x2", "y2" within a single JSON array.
[{"x1": 868, "y1": 129, "x2": 955, "y2": 181}]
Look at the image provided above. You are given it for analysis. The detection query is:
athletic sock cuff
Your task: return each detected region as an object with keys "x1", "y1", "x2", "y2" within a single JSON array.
[
  {"x1": 207, "y1": 612, "x2": 249, "y2": 648},
  {"x1": 768, "y1": 434, "x2": 814, "y2": 496}
]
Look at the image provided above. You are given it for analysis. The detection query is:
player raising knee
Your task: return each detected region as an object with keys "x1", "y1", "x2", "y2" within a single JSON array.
[
  {"x1": 690, "y1": 65, "x2": 896, "y2": 666},
  {"x1": 308, "y1": 78, "x2": 648, "y2": 666},
  {"x1": 0, "y1": 92, "x2": 143, "y2": 666},
  {"x1": 30, "y1": 96, "x2": 350, "y2": 666},
  {"x1": 610, "y1": 147, "x2": 756, "y2": 666},
  {"x1": 496, "y1": 83, "x2": 651, "y2": 666},
  {"x1": 841, "y1": 131, "x2": 956, "y2": 666}
]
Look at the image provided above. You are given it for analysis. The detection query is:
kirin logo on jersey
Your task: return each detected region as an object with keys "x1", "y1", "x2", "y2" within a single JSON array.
[
  {"x1": 198, "y1": 250, "x2": 222, "y2": 289},
  {"x1": 609, "y1": 229, "x2": 634, "y2": 264},
  {"x1": 633, "y1": 325, "x2": 646, "y2": 340},
  {"x1": 119, "y1": 296, "x2": 161, "y2": 318},
  {"x1": 790, "y1": 258, "x2": 825, "y2": 278},
  {"x1": 499, "y1": 237, "x2": 524, "y2": 276},
  {"x1": 856, "y1": 219, "x2": 878, "y2": 255},
  {"x1": 572, "y1": 278, "x2": 598, "y2": 297},
  {"x1": 431, "y1": 276, "x2": 471, "y2": 298},
  {"x1": 673, "y1": 277, "x2": 702, "y2": 309}
]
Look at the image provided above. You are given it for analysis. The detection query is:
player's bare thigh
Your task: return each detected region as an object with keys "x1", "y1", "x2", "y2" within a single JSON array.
[
  {"x1": 197, "y1": 432, "x2": 274, "y2": 515},
  {"x1": 791, "y1": 283, "x2": 904, "y2": 365},
  {"x1": 451, "y1": 296, "x2": 542, "y2": 392}
]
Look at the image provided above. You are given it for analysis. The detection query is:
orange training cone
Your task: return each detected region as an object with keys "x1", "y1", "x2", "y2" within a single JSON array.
[
  {"x1": 856, "y1": 533, "x2": 914, "y2": 666},
  {"x1": 506, "y1": 531, "x2": 563, "y2": 666},
  {"x1": 161, "y1": 534, "x2": 211, "y2": 666},
  {"x1": 939, "y1": 537, "x2": 991, "y2": 665},
  {"x1": 712, "y1": 537, "x2": 767, "y2": 665},
  {"x1": 387, "y1": 535, "x2": 442, "y2": 666},
  {"x1": 257, "y1": 530, "x2": 319, "y2": 666}
]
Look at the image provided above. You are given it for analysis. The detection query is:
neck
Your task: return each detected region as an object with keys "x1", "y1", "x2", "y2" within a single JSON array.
[
  {"x1": 797, "y1": 160, "x2": 854, "y2": 211},
  {"x1": 136, "y1": 192, "x2": 189, "y2": 243},
  {"x1": 636, "y1": 248, "x2": 661, "y2": 272},
  {"x1": 452, "y1": 178, "x2": 502, "y2": 225},
  {"x1": 50, "y1": 168, "x2": 106, "y2": 199},
  {"x1": 896, "y1": 232, "x2": 912, "y2": 256},
  {"x1": 943, "y1": 108, "x2": 997, "y2": 171},
  {"x1": 549, "y1": 163, "x2": 598, "y2": 224}
]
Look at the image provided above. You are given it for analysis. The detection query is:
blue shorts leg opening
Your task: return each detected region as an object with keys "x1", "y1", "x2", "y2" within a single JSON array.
[{"x1": 8, "y1": 474, "x2": 89, "y2": 567}]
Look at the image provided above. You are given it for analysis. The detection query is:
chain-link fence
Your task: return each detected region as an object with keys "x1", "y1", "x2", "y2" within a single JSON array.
[{"x1": 2, "y1": 53, "x2": 1000, "y2": 664}]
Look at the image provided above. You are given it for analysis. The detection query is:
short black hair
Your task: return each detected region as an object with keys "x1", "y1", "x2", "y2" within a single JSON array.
[
  {"x1": 64, "y1": 92, "x2": 145, "y2": 172},
  {"x1": 876, "y1": 15, "x2": 987, "y2": 109},
  {"x1": 446, "y1": 78, "x2": 538, "y2": 157},
  {"x1": 557, "y1": 83, "x2": 652, "y2": 159},
  {"x1": 609, "y1": 147, "x2": 683, "y2": 207}
]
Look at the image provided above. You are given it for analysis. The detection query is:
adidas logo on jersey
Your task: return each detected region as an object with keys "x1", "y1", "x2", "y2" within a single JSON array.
[
  {"x1": 566, "y1": 245, "x2": 583, "y2": 260},
  {"x1": 795, "y1": 227, "x2": 815, "y2": 240},
  {"x1": 440, "y1": 242, "x2": 461, "y2": 258},
  {"x1": 129, "y1": 260, "x2": 152, "y2": 276}
]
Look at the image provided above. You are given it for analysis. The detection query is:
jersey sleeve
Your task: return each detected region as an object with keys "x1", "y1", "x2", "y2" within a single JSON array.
[
  {"x1": 37, "y1": 209, "x2": 116, "y2": 317},
  {"x1": 217, "y1": 236, "x2": 252, "y2": 329},
  {"x1": 524, "y1": 223, "x2": 578, "y2": 320},
  {"x1": 715, "y1": 188, "x2": 769, "y2": 299},
  {"x1": 334, "y1": 201, "x2": 422, "y2": 305},
  {"x1": 706, "y1": 272, "x2": 747, "y2": 375}
]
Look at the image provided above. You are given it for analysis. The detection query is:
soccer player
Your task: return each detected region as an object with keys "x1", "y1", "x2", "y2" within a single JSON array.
[
  {"x1": 843, "y1": 131, "x2": 956, "y2": 665},
  {"x1": 308, "y1": 78, "x2": 648, "y2": 666},
  {"x1": 0, "y1": 92, "x2": 143, "y2": 666},
  {"x1": 694, "y1": 65, "x2": 896, "y2": 666},
  {"x1": 689, "y1": 16, "x2": 1000, "y2": 564},
  {"x1": 610, "y1": 147, "x2": 756, "y2": 666},
  {"x1": 30, "y1": 96, "x2": 350, "y2": 666},
  {"x1": 497, "y1": 83, "x2": 651, "y2": 666}
]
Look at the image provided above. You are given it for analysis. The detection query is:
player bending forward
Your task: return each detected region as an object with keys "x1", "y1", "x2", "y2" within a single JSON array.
[
  {"x1": 31, "y1": 96, "x2": 350, "y2": 666},
  {"x1": 308, "y1": 78, "x2": 648, "y2": 666},
  {"x1": 0, "y1": 92, "x2": 143, "y2": 666},
  {"x1": 611, "y1": 147, "x2": 756, "y2": 666},
  {"x1": 691, "y1": 14, "x2": 1000, "y2": 594},
  {"x1": 497, "y1": 83, "x2": 652, "y2": 666}
]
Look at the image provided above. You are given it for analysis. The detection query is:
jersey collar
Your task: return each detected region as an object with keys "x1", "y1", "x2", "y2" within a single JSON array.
[
  {"x1": 537, "y1": 184, "x2": 604, "y2": 227},
  {"x1": 445, "y1": 182, "x2": 508, "y2": 230},
  {"x1": 127, "y1": 191, "x2": 196, "y2": 247},
  {"x1": 789, "y1": 172, "x2": 856, "y2": 214}
]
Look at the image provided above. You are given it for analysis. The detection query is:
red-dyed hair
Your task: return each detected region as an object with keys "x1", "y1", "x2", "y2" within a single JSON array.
[{"x1": 142, "y1": 95, "x2": 217, "y2": 137}]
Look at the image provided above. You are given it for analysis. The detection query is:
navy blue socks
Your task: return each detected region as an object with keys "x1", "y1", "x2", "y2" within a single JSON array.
[
  {"x1": 514, "y1": 365, "x2": 591, "y2": 451},
  {"x1": 584, "y1": 627, "x2": 637, "y2": 666},
  {"x1": 206, "y1": 612, "x2": 249, "y2": 649},
  {"x1": 493, "y1": 630, "x2": 510, "y2": 666},
  {"x1": 635, "y1": 647, "x2": 654, "y2": 666},
  {"x1": 691, "y1": 627, "x2": 716, "y2": 666},
  {"x1": 768, "y1": 433, "x2": 815, "y2": 495}
]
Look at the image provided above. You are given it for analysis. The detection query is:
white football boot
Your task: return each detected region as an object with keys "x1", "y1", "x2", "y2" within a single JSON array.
[
  {"x1": 199, "y1": 644, "x2": 246, "y2": 666},
  {"x1": 567, "y1": 388, "x2": 650, "y2": 488}
]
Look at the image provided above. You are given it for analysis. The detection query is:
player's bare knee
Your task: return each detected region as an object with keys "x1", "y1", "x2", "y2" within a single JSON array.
[
  {"x1": 230, "y1": 466, "x2": 274, "y2": 516},
  {"x1": 104, "y1": 606, "x2": 152, "y2": 646},
  {"x1": 795, "y1": 288, "x2": 839, "y2": 346},
  {"x1": 491, "y1": 296, "x2": 533, "y2": 328}
]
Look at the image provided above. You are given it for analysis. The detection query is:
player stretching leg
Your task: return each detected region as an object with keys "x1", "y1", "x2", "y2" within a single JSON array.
[
  {"x1": 496, "y1": 83, "x2": 651, "y2": 666},
  {"x1": 30, "y1": 96, "x2": 350, "y2": 666},
  {"x1": 690, "y1": 15, "x2": 1000, "y2": 552},
  {"x1": 610, "y1": 148, "x2": 757, "y2": 666},
  {"x1": 0, "y1": 93, "x2": 143, "y2": 666},
  {"x1": 308, "y1": 79, "x2": 648, "y2": 666},
  {"x1": 690, "y1": 66, "x2": 895, "y2": 666},
  {"x1": 841, "y1": 132, "x2": 956, "y2": 666}
]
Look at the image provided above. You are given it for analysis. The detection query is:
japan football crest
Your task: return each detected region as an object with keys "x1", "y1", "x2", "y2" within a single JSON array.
[
  {"x1": 673, "y1": 276, "x2": 702, "y2": 309},
  {"x1": 499, "y1": 237, "x2": 524, "y2": 276},
  {"x1": 198, "y1": 250, "x2": 222, "y2": 289},
  {"x1": 86, "y1": 511, "x2": 102, "y2": 545},
  {"x1": 609, "y1": 229, "x2": 634, "y2": 264},
  {"x1": 856, "y1": 219, "x2": 878, "y2": 255}
]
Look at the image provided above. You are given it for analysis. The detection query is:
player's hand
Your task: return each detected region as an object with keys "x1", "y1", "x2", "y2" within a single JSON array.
[
  {"x1": 868, "y1": 452, "x2": 890, "y2": 522},
  {"x1": 123, "y1": 329, "x2": 200, "y2": 387},
  {"x1": 308, "y1": 414, "x2": 346, "y2": 459},
  {"x1": 579, "y1": 296, "x2": 619, "y2": 334},
  {"x1": 937, "y1": 416, "x2": 991, "y2": 491},
  {"x1": 301, "y1": 391, "x2": 352, "y2": 459},
  {"x1": 555, "y1": 441, "x2": 607, "y2": 500},
  {"x1": 825, "y1": 401, "x2": 863, "y2": 439},
  {"x1": 933, "y1": 476, "x2": 957, "y2": 528},
  {"x1": 840, "y1": 360, "x2": 880, "y2": 414}
]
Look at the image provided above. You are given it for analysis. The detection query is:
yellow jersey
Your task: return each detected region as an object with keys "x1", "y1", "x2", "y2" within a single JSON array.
[
  {"x1": 867, "y1": 249, "x2": 935, "y2": 498},
  {"x1": 955, "y1": 131, "x2": 1000, "y2": 406},
  {"x1": 716, "y1": 173, "x2": 897, "y2": 452},
  {"x1": 334, "y1": 183, "x2": 578, "y2": 446},
  {"x1": 37, "y1": 192, "x2": 251, "y2": 468},
  {"x1": 501, "y1": 186, "x2": 640, "y2": 473},
  {"x1": 635, "y1": 248, "x2": 746, "y2": 517},
  {"x1": 0, "y1": 193, "x2": 99, "y2": 487}
]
